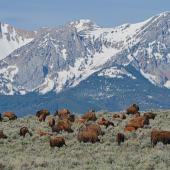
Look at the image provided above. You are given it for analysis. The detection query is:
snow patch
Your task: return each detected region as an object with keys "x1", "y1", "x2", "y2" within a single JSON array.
[{"x1": 98, "y1": 67, "x2": 136, "y2": 79}]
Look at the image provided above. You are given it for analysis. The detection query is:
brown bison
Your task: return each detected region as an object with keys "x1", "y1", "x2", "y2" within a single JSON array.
[
  {"x1": 36, "y1": 109, "x2": 50, "y2": 117},
  {"x1": 50, "y1": 136, "x2": 67, "y2": 147},
  {"x1": 52, "y1": 119, "x2": 73, "y2": 133},
  {"x1": 77, "y1": 130, "x2": 100, "y2": 143},
  {"x1": 48, "y1": 118, "x2": 55, "y2": 127},
  {"x1": 144, "y1": 112, "x2": 156, "y2": 120},
  {"x1": 85, "y1": 123, "x2": 104, "y2": 136},
  {"x1": 19, "y1": 127, "x2": 32, "y2": 137},
  {"x1": 38, "y1": 113, "x2": 47, "y2": 122},
  {"x1": 37, "y1": 130, "x2": 53, "y2": 137},
  {"x1": 124, "y1": 126, "x2": 136, "y2": 132},
  {"x1": 113, "y1": 113, "x2": 126, "y2": 120},
  {"x1": 55, "y1": 109, "x2": 71, "y2": 119},
  {"x1": 0, "y1": 130, "x2": 7, "y2": 139},
  {"x1": 124, "y1": 115, "x2": 150, "y2": 132},
  {"x1": 82, "y1": 111, "x2": 97, "y2": 121},
  {"x1": 97, "y1": 117, "x2": 114, "y2": 128},
  {"x1": 3, "y1": 112, "x2": 17, "y2": 120},
  {"x1": 126, "y1": 104, "x2": 139, "y2": 115},
  {"x1": 116, "y1": 133, "x2": 125, "y2": 145},
  {"x1": 75, "y1": 117, "x2": 86, "y2": 124},
  {"x1": 151, "y1": 130, "x2": 170, "y2": 147}
]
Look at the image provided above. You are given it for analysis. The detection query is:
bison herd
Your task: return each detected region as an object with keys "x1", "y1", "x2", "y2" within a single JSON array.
[{"x1": 0, "y1": 104, "x2": 170, "y2": 148}]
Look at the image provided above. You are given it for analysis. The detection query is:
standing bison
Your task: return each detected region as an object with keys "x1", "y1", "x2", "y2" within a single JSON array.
[
  {"x1": 77, "y1": 130, "x2": 100, "y2": 143},
  {"x1": 19, "y1": 127, "x2": 32, "y2": 137},
  {"x1": 82, "y1": 111, "x2": 97, "y2": 121},
  {"x1": 3, "y1": 112, "x2": 17, "y2": 120},
  {"x1": 116, "y1": 133, "x2": 125, "y2": 145},
  {"x1": 151, "y1": 130, "x2": 170, "y2": 147},
  {"x1": 50, "y1": 136, "x2": 67, "y2": 147},
  {"x1": 126, "y1": 104, "x2": 139, "y2": 115}
]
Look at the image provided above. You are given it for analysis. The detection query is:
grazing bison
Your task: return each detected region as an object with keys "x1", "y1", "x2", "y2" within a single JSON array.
[
  {"x1": 82, "y1": 111, "x2": 97, "y2": 121},
  {"x1": 97, "y1": 118, "x2": 114, "y2": 128},
  {"x1": 19, "y1": 127, "x2": 32, "y2": 137},
  {"x1": 3, "y1": 112, "x2": 17, "y2": 120},
  {"x1": 85, "y1": 123, "x2": 104, "y2": 136},
  {"x1": 144, "y1": 112, "x2": 156, "y2": 120},
  {"x1": 126, "y1": 104, "x2": 139, "y2": 115},
  {"x1": 151, "y1": 130, "x2": 170, "y2": 147},
  {"x1": 116, "y1": 133, "x2": 125, "y2": 145},
  {"x1": 48, "y1": 118, "x2": 55, "y2": 127},
  {"x1": 0, "y1": 130, "x2": 7, "y2": 139},
  {"x1": 50, "y1": 136, "x2": 67, "y2": 147},
  {"x1": 36, "y1": 109, "x2": 50, "y2": 117},
  {"x1": 77, "y1": 130, "x2": 100, "y2": 143},
  {"x1": 52, "y1": 120, "x2": 73, "y2": 133}
]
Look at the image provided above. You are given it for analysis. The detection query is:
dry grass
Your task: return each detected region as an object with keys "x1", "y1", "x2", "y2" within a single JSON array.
[{"x1": 0, "y1": 110, "x2": 170, "y2": 170}]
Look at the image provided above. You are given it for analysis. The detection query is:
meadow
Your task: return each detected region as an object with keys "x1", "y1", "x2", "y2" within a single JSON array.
[{"x1": 0, "y1": 110, "x2": 170, "y2": 170}]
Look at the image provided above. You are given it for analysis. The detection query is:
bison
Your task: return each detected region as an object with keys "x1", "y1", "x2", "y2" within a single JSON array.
[
  {"x1": 36, "y1": 109, "x2": 50, "y2": 118},
  {"x1": 77, "y1": 130, "x2": 100, "y2": 143},
  {"x1": 48, "y1": 118, "x2": 55, "y2": 127},
  {"x1": 126, "y1": 104, "x2": 139, "y2": 115},
  {"x1": 0, "y1": 113, "x2": 2, "y2": 121},
  {"x1": 97, "y1": 117, "x2": 114, "y2": 128},
  {"x1": 3, "y1": 112, "x2": 17, "y2": 120},
  {"x1": 116, "y1": 133, "x2": 125, "y2": 145},
  {"x1": 52, "y1": 119, "x2": 73, "y2": 133},
  {"x1": 85, "y1": 123, "x2": 104, "y2": 136},
  {"x1": 38, "y1": 113, "x2": 47, "y2": 122},
  {"x1": 0, "y1": 130, "x2": 7, "y2": 139},
  {"x1": 37, "y1": 130, "x2": 53, "y2": 137},
  {"x1": 82, "y1": 111, "x2": 97, "y2": 121},
  {"x1": 151, "y1": 130, "x2": 170, "y2": 147},
  {"x1": 113, "y1": 113, "x2": 126, "y2": 120},
  {"x1": 144, "y1": 112, "x2": 156, "y2": 120},
  {"x1": 19, "y1": 127, "x2": 32, "y2": 137},
  {"x1": 124, "y1": 126, "x2": 136, "y2": 132},
  {"x1": 50, "y1": 136, "x2": 67, "y2": 147},
  {"x1": 55, "y1": 109, "x2": 71, "y2": 119}
]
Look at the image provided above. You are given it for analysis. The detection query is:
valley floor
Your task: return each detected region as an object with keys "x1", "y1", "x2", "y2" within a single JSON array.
[{"x1": 0, "y1": 110, "x2": 170, "y2": 170}]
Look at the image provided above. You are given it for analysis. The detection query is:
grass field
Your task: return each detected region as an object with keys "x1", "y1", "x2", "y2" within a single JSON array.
[{"x1": 0, "y1": 110, "x2": 170, "y2": 170}]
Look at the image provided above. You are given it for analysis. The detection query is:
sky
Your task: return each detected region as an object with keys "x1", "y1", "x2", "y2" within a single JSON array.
[{"x1": 0, "y1": 0, "x2": 170, "y2": 30}]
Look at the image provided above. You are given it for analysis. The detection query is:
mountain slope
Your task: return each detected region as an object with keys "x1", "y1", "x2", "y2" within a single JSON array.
[
  {"x1": 0, "y1": 22, "x2": 36, "y2": 60},
  {"x1": 0, "y1": 12, "x2": 170, "y2": 113}
]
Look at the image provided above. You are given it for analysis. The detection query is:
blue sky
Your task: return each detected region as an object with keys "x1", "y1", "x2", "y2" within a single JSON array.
[{"x1": 0, "y1": 0, "x2": 170, "y2": 30}]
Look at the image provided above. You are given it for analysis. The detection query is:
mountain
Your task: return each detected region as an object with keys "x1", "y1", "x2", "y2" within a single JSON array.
[
  {"x1": 0, "y1": 22, "x2": 36, "y2": 60},
  {"x1": 0, "y1": 12, "x2": 170, "y2": 114}
]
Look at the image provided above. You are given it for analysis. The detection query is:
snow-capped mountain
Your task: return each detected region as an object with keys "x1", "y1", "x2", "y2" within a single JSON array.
[
  {"x1": 0, "y1": 22, "x2": 36, "y2": 60},
  {"x1": 0, "y1": 12, "x2": 170, "y2": 98}
]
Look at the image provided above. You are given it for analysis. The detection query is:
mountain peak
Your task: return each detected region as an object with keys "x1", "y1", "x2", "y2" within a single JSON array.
[{"x1": 69, "y1": 19, "x2": 99, "y2": 32}]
